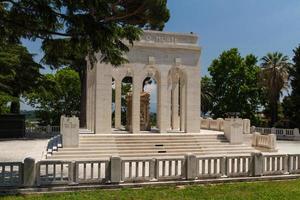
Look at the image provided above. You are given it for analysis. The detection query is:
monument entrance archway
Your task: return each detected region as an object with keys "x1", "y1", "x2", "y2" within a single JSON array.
[{"x1": 86, "y1": 30, "x2": 201, "y2": 134}]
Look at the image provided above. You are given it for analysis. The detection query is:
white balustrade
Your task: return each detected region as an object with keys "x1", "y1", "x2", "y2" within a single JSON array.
[
  {"x1": 289, "y1": 154, "x2": 300, "y2": 174},
  {"x1": 197, "y1": 156, "x2": 224, "y2": 178},
  {"x1": 76, "y1": 160, "x2": 109, "y2": 183},
  {"x1": 121, "y1": 159, "x2": 152, "y2": 182},
  {"x1": 36, "y1": 161, "x2": 72, "y2": 186},
  {"x1": 226, "y1": 156, "x2": 252, "y2": 177},
  {"x1": 252, "y1": 132, "x2": 277, "y2": 151},
  {"x1": 156, "y1": 158, "x2": 185, "y2": 180},
  {"x1": 0, "y1": 162, "x2": 23, "y2": 187},
  {"x1": 263, "y1": 154, "x2": 288, "y2": 175}
]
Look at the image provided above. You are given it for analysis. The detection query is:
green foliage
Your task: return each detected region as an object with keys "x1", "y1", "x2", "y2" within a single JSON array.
[
  {"x1": 260, "y1": 52, "x2": 291, "y2": 126},
  {"x1": 26, "y1": 68, "x2": 80, "y2": 125},
  {"x1": 0, "y1": 42, "x2": 42, "y2": 113},
  {"x1": 208, "y1": 48, "x2": 263, "y2": 122},
  {"x1": 201, "y1": 76, "x2": 214, "y2": 115},
  {"x1": 1, "y1": 0, "x2": 170, "y2": 65},
  {"x1": 282, "y1": 45, "x2": 300, "y2": 128}
]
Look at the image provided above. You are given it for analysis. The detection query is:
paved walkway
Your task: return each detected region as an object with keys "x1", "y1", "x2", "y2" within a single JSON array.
[
  {"x1": 277, "y1": 140, "x2": 300, "y2": 154},
  {"x1": 0, "y1": 138, "x2": 48, "y2": 162}
]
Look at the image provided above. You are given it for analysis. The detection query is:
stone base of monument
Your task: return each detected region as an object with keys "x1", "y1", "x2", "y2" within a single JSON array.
[
  {"x1": 60, "y1": 116, "x2": 79, "y2": 148},
  {"x1": 224, "y1": 118, "x2": 244, "y2": 144}
]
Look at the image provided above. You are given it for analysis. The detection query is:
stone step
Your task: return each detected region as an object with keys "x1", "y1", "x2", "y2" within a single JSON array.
[
  {"x1": 79, "y1": 139, "x2": 228, "y2": 143},
  {"x1": 53, "y1": 147, "x2": 254, "y2": 155},
  {"x1": 61, "y1": 144, "x2": 250, "y2": 151},
  {"x1": 79, "y1": 135, "x2": 226, "y2": 139},
  {"x1": 49, "y1": 150, "x2": 254, "y2": 160}
]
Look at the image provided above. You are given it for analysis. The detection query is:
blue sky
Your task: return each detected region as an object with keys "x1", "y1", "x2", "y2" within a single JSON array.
[
  {"x1": 165, "y1": 0, "x2": 300, "y2": 75},
  {"x1": 21, "y1": 0, "x2": 300, "y2": 110}
]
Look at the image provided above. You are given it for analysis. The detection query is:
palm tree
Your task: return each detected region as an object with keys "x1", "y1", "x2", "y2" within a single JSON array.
[{"x1": 260, "y1": 52, "x2": 291, "y2": 126}]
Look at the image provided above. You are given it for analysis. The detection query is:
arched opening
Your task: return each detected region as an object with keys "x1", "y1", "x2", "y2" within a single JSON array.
[
  {"x1": 141, "y1": 77, "x2": 158, "y2": 132},
  {"x1": 121, "y1": 76, "x2": 133, "y2": 131}
]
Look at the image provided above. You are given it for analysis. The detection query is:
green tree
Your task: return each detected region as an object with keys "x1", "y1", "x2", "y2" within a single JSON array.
[
  {"x1": 1, "y1": 0, "x2": 169, "y2": 126},
  {"x1": 282, "y1": 45, "x2": 300, "y2": 128},
  {"x1": 208, "y1": 48, "x2": 263, "y2": 122},
  {"x1": 0, "y1": 42, "x2": 42, "y2": 113},
  {"x1": 26, "y1": 68, "x2": 80, "y2": 125},
  {"x1": 201, "y1": 76, "x2": 214, "y2": 115},
  {"x1": 260, "y1": 52, "x2": 291, "y2": 126}
]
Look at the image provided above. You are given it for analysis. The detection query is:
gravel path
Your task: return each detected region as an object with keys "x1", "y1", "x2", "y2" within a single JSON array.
[{"x1": 0, "y1": 138, "x2": 48, "y2": 162}]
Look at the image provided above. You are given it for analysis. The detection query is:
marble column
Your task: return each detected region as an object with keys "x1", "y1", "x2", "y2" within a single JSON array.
[
  {"x1": 131, "y1": 76, "x2": 141, "y2": 133},
  {"x1": 158, "y1": 71, "x2": 170, "y2": 133},
  {"x1": 95, "y1": 62, "x2": 112, "y2": 134},
  {"x1": 184, "y1": 68, "x2": 200, "y2": 133},
  {"x1": 171, "y1": 83, "x2": 180, "y2": 130},
  {"x1": 115, "y1": 79, "x2": 122, "y2": 129},
  {"x1": 180, "y1": 80, "x2": 186, "y2": 132}
]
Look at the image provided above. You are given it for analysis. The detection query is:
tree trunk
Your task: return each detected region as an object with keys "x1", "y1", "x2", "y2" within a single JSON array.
[
  {"x1": 79, "y1": 66, "x2": 87, "y2": 128},
  {"x1": 270, "y1": 97, "x2": 279, "y2": 127},
  {"x1": 10, "y1": 96, "x2": 20, "y2": 114}
]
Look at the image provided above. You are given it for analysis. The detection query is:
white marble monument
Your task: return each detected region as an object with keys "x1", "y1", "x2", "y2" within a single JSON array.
[{"x1": 86, "y1": 30, "x2": 201, "y2": 134}]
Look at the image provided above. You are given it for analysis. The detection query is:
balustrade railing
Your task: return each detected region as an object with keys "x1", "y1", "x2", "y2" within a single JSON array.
[
  {"x1": 2, "y1": 153, "x2": 300, "y2": 188},
  {"x1": 36, "y1": 161, "x2": 72, "y2": 186},
  {"x1": 156, "y1": 158, "x2": 185, "y2": 180},
  {"x1": 251, "y1": 127, "x2": 300, "y2": 141},
  {"x1": 0, "y1": 162, "x2": 23, "y2": 187},
  {"x1": 197, "y1": 156, "x2": 224, "y2": 178},
  {"x1": 226, "y1": 155, "x2": 252, "y2": 177},
  {"x1": 75, "y1": 160, "x2": 109, "y2": 183}
]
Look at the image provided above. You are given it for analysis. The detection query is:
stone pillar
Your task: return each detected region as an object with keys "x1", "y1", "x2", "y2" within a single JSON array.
[
  {"x1": 184, "y1": 68, "x2": 200, "y2": 133},
  {"x1": 110, "y1": 156, "x2": 122, "y2": 183},
  {"x1": 131, "y1": 76, "x2": 141, "y2": 133},
  {"x1": 252, "y1": 152, "x2": 263, "y2": 176},
  {"x1": 180, "y1": 80, "x2": 186, "y2": 132},
  {"x1": 61, "y1": 116, "x2": 79, "y2": 147},
  {"x1": 158, "y1": 71, "x2": 170, "y2": 133},
  {"x1": 95, "y1": 62, "x2": 112, "y2": 134},
  {"x1": 115, "y1": 79, "x2": 122, "y2": 129},
  {"x1": 23, "y1": 157, "x2": 36, "y2": 187},
  {"x1": 185, "y1": 154, "x2": 197, "y2": 180},
  {"x1": 171, "y1": 83, "x2": 180, "y2": 130}
]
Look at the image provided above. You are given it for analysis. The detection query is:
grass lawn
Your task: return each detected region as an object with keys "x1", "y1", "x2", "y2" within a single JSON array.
[{"x1": 2, "y1": 179, "x2": 300, "y2": 200}]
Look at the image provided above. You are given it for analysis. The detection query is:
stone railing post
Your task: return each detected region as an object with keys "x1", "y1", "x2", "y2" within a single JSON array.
[
  {"x1": 271, "y1": 127, "x2": 276, "y2": 134},
  {"x1": 185, "y1": 153, "x2": 197, "y2": 180},
  {"x1": 46, "y1": 125, "x2": 52, "y2": 134},
  {"x1": 243, "y1": 119, "x2": 251, "y2": 134},
  {"x1": 252, "y1": 152, "x2": 263, "y2": 176},
  {"x1": 23, "y1": 157, "x2": 36, "y2": 187},
  {"x1": 217, "y1": 118, "x2": 224, "y2": 131},
  {"x1": 250, "y1": 126, "x2": 255, "y2": 133},
  {"x1": 110, "y1": 156, "x2": 121, "y2": 183},
  {"x1": 220, "y1": 156, "x2": 227, "y2": 177},
  {"x1": 252, "y1": 132, "x2": 260, "y2": 147},
  {"x1": 69, "y1": 161, "x2": 76, "y2": 183},
  {"x1": 61, "y1": 116, "x2": 79, "y2": 148},
  {"x1": 269, "y1": 134, "x2": 277, "y2": 150},
  {"x1": 149, "y1": 158, "x2": 157, "y2": 181},
  {"x1": 294, "y1": 128, "x2": 300, "y2": 137},
  {"x1": 207, "y1": 118, "x2": 213, "y2": 130}
]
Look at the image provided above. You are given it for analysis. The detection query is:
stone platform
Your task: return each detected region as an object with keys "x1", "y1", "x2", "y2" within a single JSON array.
[{"x1": 47, "y1": 131, "x2": 257, "y2": 160}]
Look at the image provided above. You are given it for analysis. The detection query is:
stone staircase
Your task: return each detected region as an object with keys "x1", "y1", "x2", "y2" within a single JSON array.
[{"x1": 47, "y1": 133, "x2": 257, "y2": 160}]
